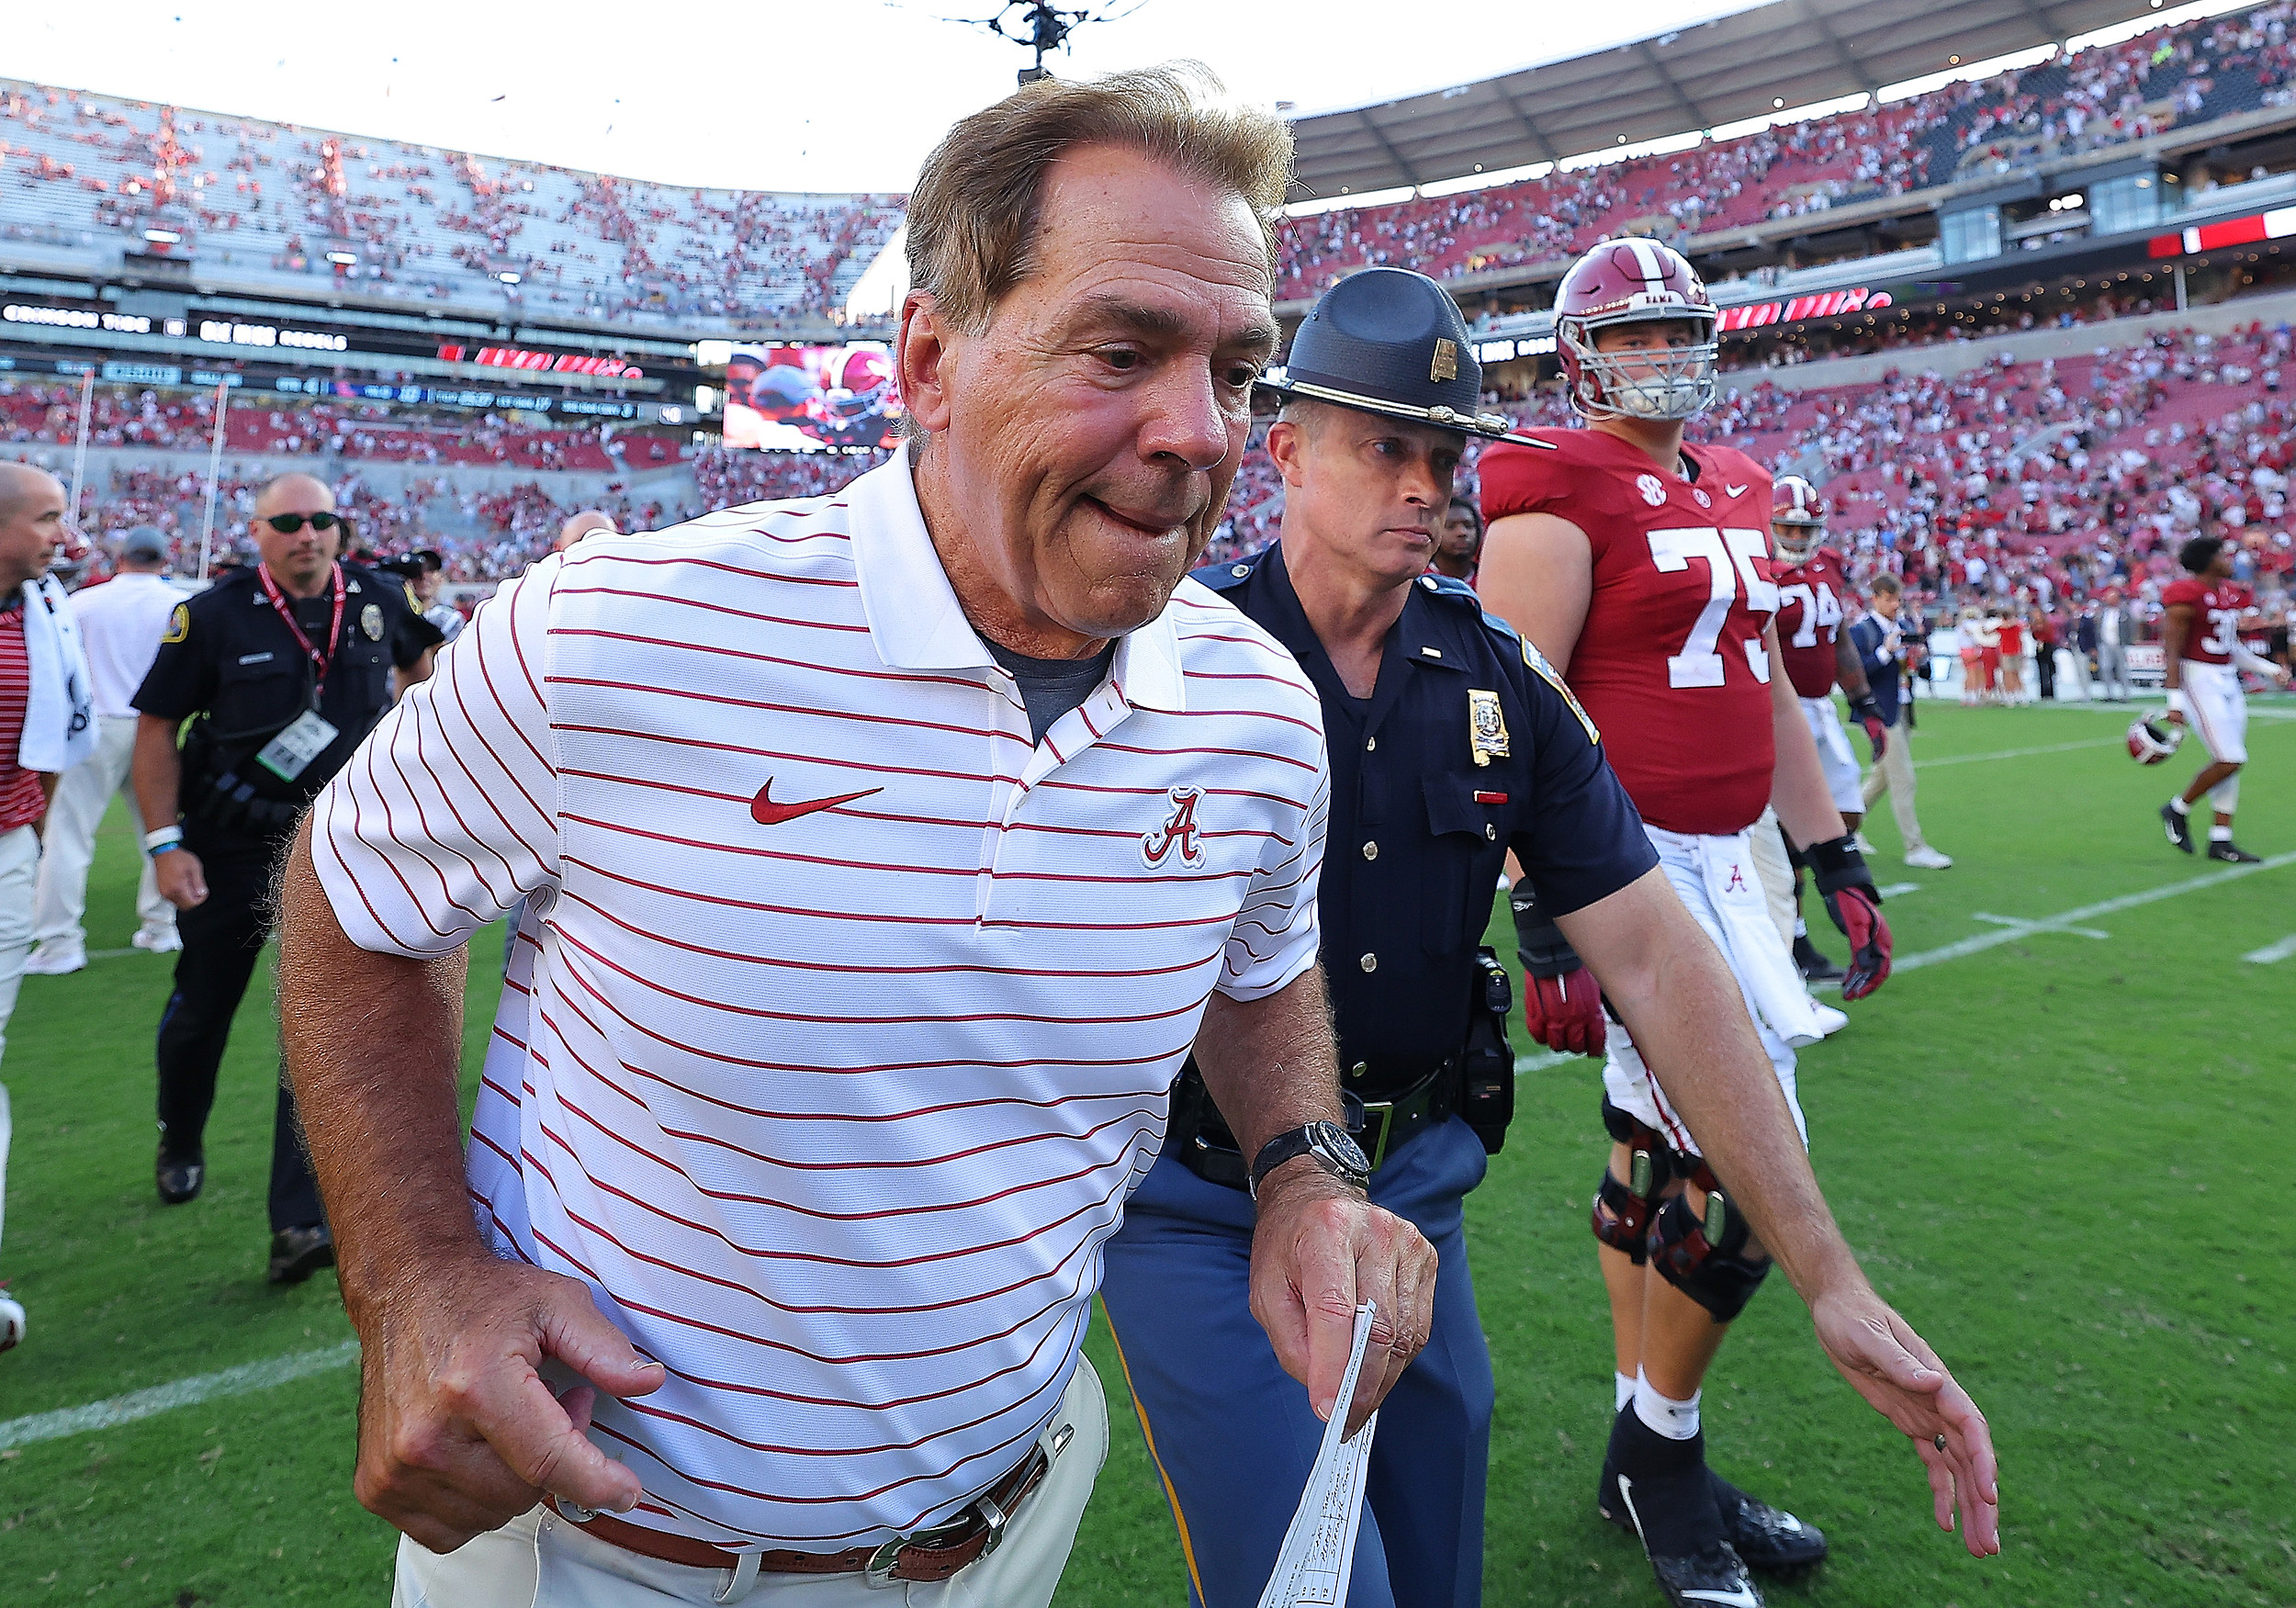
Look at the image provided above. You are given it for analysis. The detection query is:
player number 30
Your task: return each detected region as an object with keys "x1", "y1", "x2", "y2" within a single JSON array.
[{"x1": 1646, "y1": 526, "x2": 1777, "y2": 690}]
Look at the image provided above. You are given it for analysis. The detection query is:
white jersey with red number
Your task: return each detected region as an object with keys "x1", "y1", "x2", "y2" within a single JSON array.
[
  {"x1": 2162, "y1": 576, "x2": 2256, "y2": 666},
  {"x1": 1480, "y1": 429, "x2": 1777, "y2": 836},
  {"x1": 1772, "y1": 547, "x2": 1849, "y2": 700}
]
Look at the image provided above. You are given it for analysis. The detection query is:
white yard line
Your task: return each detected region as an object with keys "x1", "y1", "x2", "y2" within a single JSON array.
[
  {"x1": 2242, "y1": 933, "x2": 2296, "y2": 964},
  {"x1": 1913, "y1": 737, "x2": 2118, "y2": 768},
  {"x1": 1877, "y1": 883, "x2": 1922, "y2": 898},
  {"x1": 0, "y1": 1340, "x2": 357, "y2": 1452},
  {"x1": 1891, "y1": 851, "x2": 2296, "y2": 973},
  {"x1": 1971, "y1": 911, "x2": 2110, "y2": 940}
]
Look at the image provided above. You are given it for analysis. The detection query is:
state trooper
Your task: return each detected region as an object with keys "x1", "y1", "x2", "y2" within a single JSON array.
[
  {"x1": 1095, "y1": 270, "x2": 1666, "y2": 1608},
  {"x1": 130, "y1": 473, "x2": 440, "y2": 1283}
]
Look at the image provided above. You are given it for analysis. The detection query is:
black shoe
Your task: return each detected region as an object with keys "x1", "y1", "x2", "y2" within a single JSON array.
[
  {"x1": 155, "y1": 1148, "x2": 205, "y2": 1206},
  {"x1": 266, "y1": 1224, "x2": 335, "y2": 1286},
  {"x1": 1601, "y1": 1462, "x2": 1827, "y2": 1571},
  {"x1": 2162, "y1": 803, "x2": 2195, "y2": 853},
  {"x1": 1711, "y1": 1474, "x2": 1828, "y2": 1569},
  {"x1": 1792, "y1": 934, "x2": 1843, "y2": 982},
  {"x1": 1648, "y1": 1539, "x2": 1764, "y2": 1607},
  {"x1": 2206, "y1": 839, "x2": 2263, "y2": 863}
]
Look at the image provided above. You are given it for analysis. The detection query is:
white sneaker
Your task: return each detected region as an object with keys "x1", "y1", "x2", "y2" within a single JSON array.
[
  {"x1": 23, "y1": 944, "x2": 85, "y2": 976},
  {"x1": 1810, "y1": 1002, "x2": 1851, "y2": 1037},
  {"x1": 1903, "y1": 846, "x2": 1954, "y2": 870},
  {"x1": 131, "y1": 927, "x2": 183, "y2": 954},
  {"x1": 1851, "y1": 832, "x2": 1877, "y2": 854},
  {"x1": 0, "y1": 1288, "x2": 22, "y2": 1352}
]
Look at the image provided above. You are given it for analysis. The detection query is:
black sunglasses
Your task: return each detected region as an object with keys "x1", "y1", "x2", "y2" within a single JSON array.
[{"x1": 264, "y1": 512, "x2": 343, "y2": 534}]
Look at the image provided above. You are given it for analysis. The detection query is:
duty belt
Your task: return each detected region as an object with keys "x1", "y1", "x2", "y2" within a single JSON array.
[{"x1": 1176, "y1": 1058, "x2": 1458, "y2": 1190}]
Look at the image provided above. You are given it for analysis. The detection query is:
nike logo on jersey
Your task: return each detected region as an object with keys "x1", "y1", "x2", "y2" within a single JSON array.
[
  {"x1": 750, "y1": 778, "x2": 882, "y2": 826},
  {"x1": 1725, "y1": 484, "x2": 1750, "y2": 499}
]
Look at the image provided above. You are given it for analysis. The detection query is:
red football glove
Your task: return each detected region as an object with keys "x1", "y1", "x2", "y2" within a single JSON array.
[
  {"x1": 1850, "y1": 696, "x2": 1888, "y2": 761},
  {"x1": 1523, "y1": 965, "x2": 1607, "y2": 1056},
  {"x1": 1821, "y1": 883, "x2": 1892, "y2": 1000}
]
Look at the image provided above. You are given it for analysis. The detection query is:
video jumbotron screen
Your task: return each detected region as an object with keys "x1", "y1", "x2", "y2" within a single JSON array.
[{"x1": 721, "y1": 343, "x2": 902, "y2": 451}]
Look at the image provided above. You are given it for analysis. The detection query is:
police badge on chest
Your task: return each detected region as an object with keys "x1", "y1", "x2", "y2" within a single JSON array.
[{"x1": 1468, "y1": 689, "x2": 1510, "y2": 767}]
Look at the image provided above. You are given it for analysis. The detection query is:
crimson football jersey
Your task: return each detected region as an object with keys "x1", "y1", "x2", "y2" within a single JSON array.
[
  {"x1": 2161, "y1": 576, "x2": 2255, "y2": 665},
  {"x1": 1480, "y1": 429, "x2": 1777, "y2": 836},
  {"x1": 1773, "y1": 547, "x2": 1850, "y2": 700}
]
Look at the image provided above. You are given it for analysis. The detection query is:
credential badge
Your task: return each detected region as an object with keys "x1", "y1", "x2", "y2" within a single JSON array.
[
  {"x1": 361, "y1": 603, "x2": 385, "y2": 641},
  {"x1": 1431, "y1": 338, "x2": 1458, "y2": 383},
  {"x1": 1468, "y1": 689, "x2": 1510, "y2": 768}
]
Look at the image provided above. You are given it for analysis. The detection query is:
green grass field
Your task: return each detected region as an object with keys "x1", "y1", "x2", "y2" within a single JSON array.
[{"x1": 1, "y1": 698, "x2": 2290, "y2": 1606}]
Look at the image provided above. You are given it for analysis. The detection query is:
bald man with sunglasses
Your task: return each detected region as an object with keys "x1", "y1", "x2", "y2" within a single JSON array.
[{"x1": 130, "y1": 473, "x2": 441, "y2": 1283}]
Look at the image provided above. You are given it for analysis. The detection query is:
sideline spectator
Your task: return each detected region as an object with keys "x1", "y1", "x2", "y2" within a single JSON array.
[
  {"x1": 0, "y1": 463, "x2": 100, "y2": 1354},
  {"x1": 2096, "y1": 585, "x2": 2134, "y2": 701},
  {"x1": 1854, "y1": 574, "x2": 1953, "y2": 870},
  {"x1": 28, "y1": 525, "x2": 184, "y2": 974},
  {"x1": 1432, "y1": 493, "x2": 1483, "y2": 580}
]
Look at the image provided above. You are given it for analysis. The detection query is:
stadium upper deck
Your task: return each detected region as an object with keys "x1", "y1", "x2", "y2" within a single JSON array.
[
  {"x1": 0, "y1": 79, "x2": 905, "y2": 337},
  {"x1": 1276, "y1": 2, "x2": 2296, "y2": 309}
]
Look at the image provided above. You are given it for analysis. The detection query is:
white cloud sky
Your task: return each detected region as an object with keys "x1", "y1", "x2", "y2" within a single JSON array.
[{"x1": 6, "y1": 0, "x2": 1769, "y2": 195}]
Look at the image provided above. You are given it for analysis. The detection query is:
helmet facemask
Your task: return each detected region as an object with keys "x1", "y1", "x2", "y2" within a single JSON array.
[
  {"x1": 1560, "y1": 309, "x2": 1718, "y2": 422},
  {"x1": 1771, "y1": 517, "x2": 1822, "y2": 564}
]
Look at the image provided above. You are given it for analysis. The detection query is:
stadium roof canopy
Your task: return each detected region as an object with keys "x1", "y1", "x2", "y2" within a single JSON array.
[{"x1": 1284, "y1": 0, "x2": 2175, "y2": 202}]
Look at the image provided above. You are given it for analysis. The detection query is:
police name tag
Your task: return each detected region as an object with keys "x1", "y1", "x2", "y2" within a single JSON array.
[{"x1": 254, "y1": 710, "x2": 340, "y2": 782}]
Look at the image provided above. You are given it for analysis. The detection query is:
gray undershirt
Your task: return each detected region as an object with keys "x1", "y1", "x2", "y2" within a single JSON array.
[{"x1": 985, "y1": 637, "x2": 1118, "y2": 745}]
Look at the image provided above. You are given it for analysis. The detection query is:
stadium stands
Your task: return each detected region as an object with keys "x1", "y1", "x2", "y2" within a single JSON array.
[
  {"x1": 1274, "y1": 4, "x2": 2296, "y2": 299},
  {"x1": 0, "y1": 81, "x2": 905, "y2": 330}
]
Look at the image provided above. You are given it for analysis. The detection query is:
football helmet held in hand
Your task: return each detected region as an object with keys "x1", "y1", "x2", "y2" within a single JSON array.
[{"x1": 2127, "y1": 715, "x2": 2185, "y2": 764}]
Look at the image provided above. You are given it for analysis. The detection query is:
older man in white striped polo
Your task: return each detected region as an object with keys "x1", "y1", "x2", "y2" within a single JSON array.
[{"x1": 276, "y1": 66, "x2": 1436, "y2": 1608}]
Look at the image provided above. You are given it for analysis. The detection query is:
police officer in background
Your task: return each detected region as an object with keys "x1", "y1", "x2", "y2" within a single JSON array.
[
  {"x1": 1097, "y1": 270, "x2": 1668, "y2": 1608},
  {"x1": 130, "y1": 472, "x2": 440, "y2": 1283}
]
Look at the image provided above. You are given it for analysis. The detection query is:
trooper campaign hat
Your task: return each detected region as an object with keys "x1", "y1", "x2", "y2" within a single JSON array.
[{"x1": 1257, "y1": 267, "x2": 1523, "y2": 440}]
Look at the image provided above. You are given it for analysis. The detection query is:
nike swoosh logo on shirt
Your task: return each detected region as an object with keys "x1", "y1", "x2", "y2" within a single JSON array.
[
  {"x1": 1726, "y1": 484, "x2": 1750, "y2": 498},
  {"x1": 750, "y1": 779, "x2": 882, "y2": 826}
]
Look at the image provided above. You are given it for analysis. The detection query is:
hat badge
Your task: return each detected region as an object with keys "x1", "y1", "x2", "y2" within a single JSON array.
[{"x1": 1430, "y1": 338, "x2": 1458, "y2": 383}]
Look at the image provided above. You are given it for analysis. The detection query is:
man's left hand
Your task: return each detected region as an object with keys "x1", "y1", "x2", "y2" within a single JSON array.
[
  {"x1": 1247, "y1": 1168, "x2": 1437, "y2": 1437},
  {"x1": 1808, "y1": 1281, "x2": 2001, "y2": 1558}
]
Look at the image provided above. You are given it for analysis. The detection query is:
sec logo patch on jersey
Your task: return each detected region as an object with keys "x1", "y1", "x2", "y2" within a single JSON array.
[{"x1": 1637, "y1": 474, "x2": 1667, "y2": 507}]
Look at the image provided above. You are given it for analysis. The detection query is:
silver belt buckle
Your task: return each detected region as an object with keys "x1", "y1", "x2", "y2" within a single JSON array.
[{"x1": 862, "y1": 1434, "x2": 1062, "y2": 1587}]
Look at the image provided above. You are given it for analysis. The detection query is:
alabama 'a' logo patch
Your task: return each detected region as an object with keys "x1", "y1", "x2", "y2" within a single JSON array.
[{"x1": 1141, "y1": 786, "x2": 1206, "y2": 870}]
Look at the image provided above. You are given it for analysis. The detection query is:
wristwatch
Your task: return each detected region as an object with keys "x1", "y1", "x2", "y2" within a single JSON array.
[{"x1": 1246, "y1": 1120, "x2": 1372, "y2": 1200}]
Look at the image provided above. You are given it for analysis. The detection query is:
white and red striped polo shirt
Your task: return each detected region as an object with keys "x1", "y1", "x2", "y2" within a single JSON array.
[{"x1": 310, "y1": 449, "x2": 1330, "y2": 1554}]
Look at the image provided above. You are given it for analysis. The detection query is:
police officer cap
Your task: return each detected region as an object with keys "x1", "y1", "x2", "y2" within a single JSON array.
[
  {"x1": 1257, "y1": 267, "x2": 1514, "y2": 440},
  {"x1": 119, "y1": 525, "x2": 169, "y2": 563}
]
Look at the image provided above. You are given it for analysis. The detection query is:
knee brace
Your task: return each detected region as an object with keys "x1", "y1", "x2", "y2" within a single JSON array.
[
  {"x1": 1649, "y1": 1185, "x2": 1773, "y2": 1322},
  {"x1": 2209, "y1": 770, "x2": 2240, "y2": 814},
  {"x1": 1593, "y1": 1100, "x2": 1671, "y2": 1264}
]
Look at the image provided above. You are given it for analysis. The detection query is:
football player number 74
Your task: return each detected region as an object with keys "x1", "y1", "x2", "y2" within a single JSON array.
[{"x1": 1648, "y1": 527, "x2": 1777, "y2": 690}]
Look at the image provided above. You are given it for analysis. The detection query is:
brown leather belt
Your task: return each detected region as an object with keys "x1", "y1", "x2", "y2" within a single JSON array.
[{"x1": 569, "y1": 1437, "x2": 1056, "y2": 1585}]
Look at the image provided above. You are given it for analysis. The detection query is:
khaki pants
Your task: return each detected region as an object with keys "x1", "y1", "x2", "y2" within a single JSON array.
[
  {"x1": 392, "y1": 1358, "x2": 1108, "y2": 1608},
  {"x1": 1859, "y1": 713, "x2": 1930, "y2": 854}
]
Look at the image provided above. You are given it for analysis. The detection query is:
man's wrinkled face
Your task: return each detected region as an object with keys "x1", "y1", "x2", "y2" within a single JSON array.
[
  {"x1": 0, "y1": 467, "x2": 70, "y2": 588},
  {"x1": 1269, "y1": 405, "x2": 1462, "y2": 588},
  {"x1": 252, "y1": 479, "x2": 341, "y2": 590},
  {"x1": 916, "y1": 145, "x2": 1278, "y2": 644}
]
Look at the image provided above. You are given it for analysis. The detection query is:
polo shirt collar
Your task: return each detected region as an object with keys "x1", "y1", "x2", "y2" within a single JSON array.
[{"x1": 845, "y1": 442, "x2": 1186, "y2": 714}]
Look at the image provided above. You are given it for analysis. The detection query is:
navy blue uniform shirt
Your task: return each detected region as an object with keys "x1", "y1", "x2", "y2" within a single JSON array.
[
  {"x1": 1199, "y1": 544, "x2": 1656, "y2": 1078},
  {"x1": 134, "y1": 561, "x2": 442, "y2": 803}
]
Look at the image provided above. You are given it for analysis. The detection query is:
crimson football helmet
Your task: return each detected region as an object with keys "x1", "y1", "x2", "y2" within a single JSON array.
[
  {"x1": 2127, "y1": 715, "x2": 2185, "y2": 764},
  {"x1": 1772, "y1": 475, "x2": 1826, "y2": 562},
  {"x1": 1554, "y1": 237, "x2": 1719, "y2": 422}
]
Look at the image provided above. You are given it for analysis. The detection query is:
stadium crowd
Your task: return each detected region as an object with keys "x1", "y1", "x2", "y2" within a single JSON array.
[
  {"x1": 1273, "y1": 4, "x2": 2296, "y2": 299},
  {"x1": 0, "y1": 82, "x2": 904, "y2": 326}
]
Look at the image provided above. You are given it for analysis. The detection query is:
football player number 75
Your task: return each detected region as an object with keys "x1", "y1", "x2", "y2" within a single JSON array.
[{"x1": 1647, "y1": 527, "x2": 1777, "y2": 690}]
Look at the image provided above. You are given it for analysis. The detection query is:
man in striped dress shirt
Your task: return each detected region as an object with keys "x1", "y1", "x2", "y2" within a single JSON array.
[{"x1": 276, "y1": 68, "x2": 1437, "y2": 1607}]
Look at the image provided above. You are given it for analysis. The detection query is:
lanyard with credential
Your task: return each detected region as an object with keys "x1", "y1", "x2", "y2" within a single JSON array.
[{"x1": 256, "y1": 562, "x2": 347, "y2": 703}]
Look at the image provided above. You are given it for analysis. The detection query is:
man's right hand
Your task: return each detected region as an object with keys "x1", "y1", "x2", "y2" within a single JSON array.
[
  {"x1": 355, "y1": 1254, "x2": 667, "y2": 1555},
  {"x1": 155, "y1": 849, "x2": 208, "y2": 909}
]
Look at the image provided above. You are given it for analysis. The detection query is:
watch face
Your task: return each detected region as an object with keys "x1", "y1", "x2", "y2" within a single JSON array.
[{"x1": 1311, "y1": 1121, "x2": 1371, "y2": 1176}]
